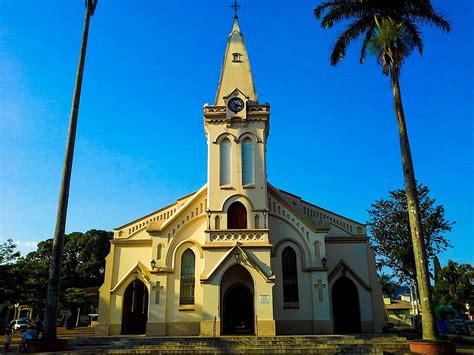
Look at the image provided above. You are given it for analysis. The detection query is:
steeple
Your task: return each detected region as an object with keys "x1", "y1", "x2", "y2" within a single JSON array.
[{"x1": 214, "y1": 16, "x2": 257, "y2": 105}]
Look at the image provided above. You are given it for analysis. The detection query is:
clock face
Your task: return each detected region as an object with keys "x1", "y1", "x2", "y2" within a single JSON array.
[{"x1": 228, "y1": 97, "x2": 245, "y2": 113}]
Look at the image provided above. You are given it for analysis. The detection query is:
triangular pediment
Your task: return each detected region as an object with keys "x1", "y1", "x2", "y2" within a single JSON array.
[
  {"x1": 328, "y1": 259, "x2": 371, "y2": 291},
  {"x1": 201, "y1": 244, "x2": 274, "y2": 283},
  {"x1": 110, "y1": 260, "x2": 151, "y2": 294}
]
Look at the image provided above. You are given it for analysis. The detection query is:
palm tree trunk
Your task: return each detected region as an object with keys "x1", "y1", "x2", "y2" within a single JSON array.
[
  {"x1": 43, "y1": 4, "x2": 93, "y2": 341},
  {"x1": 389, "y1": 62, "x2": 436, "y2": 340}
]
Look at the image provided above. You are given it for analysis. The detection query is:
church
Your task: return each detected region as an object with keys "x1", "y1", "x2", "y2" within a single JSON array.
[{"x1": 96, "y1": 15, "x2": 385, "y2": 337}]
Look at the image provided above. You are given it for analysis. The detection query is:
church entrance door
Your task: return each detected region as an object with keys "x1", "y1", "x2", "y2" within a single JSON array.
[
  {"x1": 121, "y1": 279, "x2": 148, "y2": 335},
  {"x1": 221, "y1": 265, "x2": 254, "y2": 334},
  {"x1": 332, "y1": 276, "x2": 361, "y2": 333}
]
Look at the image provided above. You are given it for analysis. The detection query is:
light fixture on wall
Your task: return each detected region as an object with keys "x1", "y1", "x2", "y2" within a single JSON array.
[
  {"x1": 207, "y1": 209, "x2": 211, "y2": 229},
  {"x1": 133, "y1": 270, "x2": 139, "y2": 279},
  {"x1": 234, "y1": 251, "x2": 240, "y2": 262},
  {"x1": 321, "y1": 257, "x2": 327, "y2": 268},
  {"x1": 99, "y1": 266, "x2": 105, "y2": 275},
  {"x1": 150, "y1": 259, "x2": 157, "y2": 270}
]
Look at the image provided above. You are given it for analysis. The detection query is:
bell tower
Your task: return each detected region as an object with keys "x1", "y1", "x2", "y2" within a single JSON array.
[{"x1": 204, "y1": 16, "x2": 270, "y2": 230}]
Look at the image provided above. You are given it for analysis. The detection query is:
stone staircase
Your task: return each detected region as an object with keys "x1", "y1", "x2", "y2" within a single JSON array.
[{"x1": 67, "y1": 335, "x2": 410, "y2": 354}]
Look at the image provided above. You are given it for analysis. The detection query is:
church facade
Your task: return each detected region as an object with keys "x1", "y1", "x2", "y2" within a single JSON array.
[{"x1": 96, "y1": 16, "x2": 385, "y2": 337}]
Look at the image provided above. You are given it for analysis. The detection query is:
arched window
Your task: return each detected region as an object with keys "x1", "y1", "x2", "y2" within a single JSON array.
[
  {"x1": 227, "y1": 201, "x2": 247, "y2": 229},
  {"x1": 282, "y1": 246, "x2": 299, "y2": 303},
  {"x1": 180, "y1": 249, "x2": 195, "y2": 305},
  {"x1": 220, "y1": 138, "x2": 231, "y2": 185},
  {"x1": 254, "y1": 214, "x2": 260, "y2": 229},
  {"x1": 215, "y1": 215, "x2": 221, "y2": 230},
  {"x1": 157, "y1": 244, "x2": 163, "y2": 260},
  {"x1": 241, "y1": 137, "x2": 254, "y2": 185}
]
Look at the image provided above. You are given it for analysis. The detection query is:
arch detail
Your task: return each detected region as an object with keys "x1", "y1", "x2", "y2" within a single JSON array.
[
  {"x1": 167, "y1": 239, "x2": 203, "y2": 270},
  {"x1": 214, "y1": 132, "x2": 238, "y2": 144},
  {"x1": 271, "y1": 238, "x2": 310, "y2": 270},
  {"x1": 235, "y1": 132, "x2": 262, "y2": 143},
  {"x1": 221, "y1": 194, "x2": 254, "y2": 212}
]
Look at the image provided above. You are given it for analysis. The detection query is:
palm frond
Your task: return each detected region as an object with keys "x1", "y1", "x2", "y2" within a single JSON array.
[
  {"x1": 403, "y1": 21, "x2": 423, "y2": 55},
  {"x1": 360, "y1": 24, "x2": 376, "y2": 64},
  {"x1": 408, "y1": 8, "x2": 451, "y2": 33},
  {"x1": 330, "y1": 17, "x2": 372, "y2": 65}
]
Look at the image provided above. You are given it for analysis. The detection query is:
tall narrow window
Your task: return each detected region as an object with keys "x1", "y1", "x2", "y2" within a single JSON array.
[
  {"x1": 220, "y1": 138, "x2": 231, "y2": 185},
  {"x1": 215, "y1": 215, "x2": 221, "y2": 230},
  {"x1": 227, "y1": 201, "x2": 247, "y2": 229},
  {"x1": 282, "y1": 247, "x2": 299, "y2": 303},
  {"x1": 180, "y1": 249, "x2": 195, "y2": 305},
  {"x1": 241, "y1": 138, "x2": 254, "y2": 185},
  {"x1": 254, "y1": 215, "x2": 260, "y2": 229},
  {"x1": 157, "y1": 244, "x2": 163, "y2": 260}
]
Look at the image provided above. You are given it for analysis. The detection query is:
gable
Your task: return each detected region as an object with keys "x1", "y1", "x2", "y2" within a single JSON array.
[{"x1": 268, "y1": 183, "x2": 366, "y2": 236}]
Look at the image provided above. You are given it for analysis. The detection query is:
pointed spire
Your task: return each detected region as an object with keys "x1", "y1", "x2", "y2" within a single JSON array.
[{"x1": 214, "y1": 17, "x2": 257, "y2": 105}]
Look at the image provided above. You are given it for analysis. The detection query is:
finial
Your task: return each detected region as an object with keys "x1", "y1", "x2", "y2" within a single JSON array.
[{"x1": 230, "y1": 0, "x2": 241, "y2": 19}]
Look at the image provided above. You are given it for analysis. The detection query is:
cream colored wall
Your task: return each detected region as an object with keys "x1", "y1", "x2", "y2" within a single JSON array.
[
  {"x1": 326, "y1": 241, "x2": 377, "y2": 329},
  {"x1": 268, "y1": 214, "x2": 331, "y2": 334},
  {"x1": 326, "y1": 243, "x2": 371, "y2": 286},
  {"x1": 206, "y1": 118, "x2": 268, "y2": 214}
]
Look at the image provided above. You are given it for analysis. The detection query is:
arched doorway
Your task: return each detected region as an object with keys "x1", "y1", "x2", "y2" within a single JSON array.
[
  {"x1": 221, "y1": 264, "x2": 254, "y2": 334},
  {"x1": 121, "y1": 279, "x2": 148, "y2": 335},
  {"x1": 332, "y1": 276, "x2": 361, "y2": 333},
  {"x1": 227, "y1": 201, "x2": 247, "y2": 229}
]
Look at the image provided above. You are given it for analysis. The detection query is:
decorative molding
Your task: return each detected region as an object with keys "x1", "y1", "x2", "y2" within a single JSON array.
[
  {"x1": 202, "y1": 242, "x2": 273, "y2": 249},
  {"x1": 325, "y1": 236, "x2": 368, "y2": 244},
  {"x1": 328, "y1": 259, "x2": 372, "y2": 292},
  {"x1": 208, "y1": 230, "x2": 267, "y2": 242},
  {"x1": 111, "y1": 239, "x2": 152, "y2": 246},
  {"x1": 110, "y1": 260, "x2": 152, "y2": 295},
  {"x1": 200, "y1": 243, "x2": 273, "y2": 283}
]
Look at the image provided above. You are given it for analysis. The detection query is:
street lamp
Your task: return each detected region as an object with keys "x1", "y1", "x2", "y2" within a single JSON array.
[
  {"x1": 321, "y1": 257, "x2": 327, "y2": 268},
  {"x1": 150, "y1": 259, "x2": 157, "y2": 270}
]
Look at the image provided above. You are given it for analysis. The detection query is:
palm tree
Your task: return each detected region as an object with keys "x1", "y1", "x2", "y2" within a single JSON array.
[
  {"x1": 43, "y1": 0, "x2": 98, "y2": 341},
  {"x1": 313, "y1": 0, "x2": 450, "y2": 341}
]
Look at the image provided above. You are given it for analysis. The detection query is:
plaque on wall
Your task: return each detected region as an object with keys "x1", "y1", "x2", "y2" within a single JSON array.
[{"x1": 259, "y1": 295, "x2": 270, "y2": 304}]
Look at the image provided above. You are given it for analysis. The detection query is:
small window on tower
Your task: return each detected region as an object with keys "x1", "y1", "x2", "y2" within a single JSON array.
[{"x1": 232, "y1": 52, "x2": 242, "y2": 62}]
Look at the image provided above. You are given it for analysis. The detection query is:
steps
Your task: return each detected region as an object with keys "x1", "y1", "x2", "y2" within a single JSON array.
[{"x1": 68, "y1": 335, "x2": 410, "y2": 354}]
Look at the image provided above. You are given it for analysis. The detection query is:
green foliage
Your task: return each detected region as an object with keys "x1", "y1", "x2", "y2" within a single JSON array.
[
  {"x1": 378, "y1": 273, "x2": 398, "y2": 298},
  {"x1": 367, "y1": 183, "x2": 453, "y2": 285},
  {"x1": 0, "y1": 239, "x2": 22, "y2": 305},
  {"x1": 63, "y1": 288, "x2": 94, "y2": 308},
  {"x1": 433, "y1": 256, "x2": 442, "y2": 284},
  {"x1": 433, "y1": 260, "x2": 473, "y2": 311},
  {"x1": 0, "y1": 230, "x2": 111, "y2": 315},
  {"x1": 313, "y1": 0, "x2": 450, "y2": 67},
  {"x1": 0, "y1": 239, "x2": 20, "y2": 264},
  {"x1": 368, "y1": 16, "x2": 415, "y2": 75}
]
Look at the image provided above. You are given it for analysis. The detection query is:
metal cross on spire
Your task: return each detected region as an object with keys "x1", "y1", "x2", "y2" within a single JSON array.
[{"x1": 230, "y1": 0, "x2": 241, "y2": 18}]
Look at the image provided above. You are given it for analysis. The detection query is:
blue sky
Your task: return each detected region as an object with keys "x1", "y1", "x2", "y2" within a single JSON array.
[{"x1": 1, "y1": 0, "x2": 472, "y2": 267}]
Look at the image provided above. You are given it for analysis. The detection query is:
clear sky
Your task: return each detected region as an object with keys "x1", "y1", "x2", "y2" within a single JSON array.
[{"x1": 1, "y1": 1, "x2": 472, "y2": 267}]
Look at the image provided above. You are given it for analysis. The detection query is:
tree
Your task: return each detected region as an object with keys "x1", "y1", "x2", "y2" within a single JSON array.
[
  {"x1": 0, "y1": 239, "x2": 22, "y2": 305},
  {"x1": 4, "y1": 230, "x2": 111, "y2": 317},
  {"x1": 314, "y1": 0, "x2": 451, "y2": 340},
  {"x1": 0, "y1": 239, "x2": 20, "y2": 264},
  {"x1": 44, "y1": 0, "x2": 98, "y2": 340},
  {"x1": 433, "y1": 261, "x2": 474, "y2": 311},
  {"x1": 378, "y1": 273, "x2": 397, "y2": 298},
  {"x1": 367, "y1": 183, "x2": 453, "y2": 285},
  {"x1": 63, "y1": 288, "x2": 95, "y2": 328}
]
